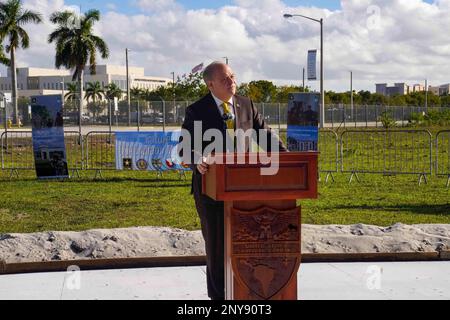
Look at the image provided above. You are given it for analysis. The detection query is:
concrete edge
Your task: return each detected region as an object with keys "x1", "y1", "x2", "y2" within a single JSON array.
[{"x1": 1, "y1": 251, "x2": 449, "y2": 275}]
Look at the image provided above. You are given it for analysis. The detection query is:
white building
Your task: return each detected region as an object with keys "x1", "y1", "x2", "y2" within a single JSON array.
[{"x1": 0, "y1": 65, "x2": 171, "y2": 98}]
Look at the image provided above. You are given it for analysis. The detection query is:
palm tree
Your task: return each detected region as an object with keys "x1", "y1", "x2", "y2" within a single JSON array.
[
  {"x1": 64, "y1": 82, "x2": 79, "y2": 112},
  {"x1": 85, "y1": 81, "x2": 104, "y2": 119},
  {"x1": 0, "y1": 0, "x2": 42, "y2": 125},
  {"x1": 104, "y1": 82, "x2": 122, "y2": 126},
  {"x1": 48, "y1": 9, "x2": 109, "y2": 129},
  {"x1": 85, "y1": 81, "x2": 104, "y2": 103},
  {"x1": 0, "y1": 44, "x2": 9, "y2": 66},
  {"x1": 105, "y1": 82, "x2": 122, "y2": 101},
  {"x1": 64, "y1": 82, "x2": 78, "y2": 101},
  {"x1": 130, "y1": 86, "x2": 143, "y2": 100}
]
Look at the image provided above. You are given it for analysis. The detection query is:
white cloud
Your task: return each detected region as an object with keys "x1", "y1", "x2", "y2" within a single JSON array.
[
  {"x1": 1, "y1": 0, "x2": 449, "y2": 92},
  {"x1": 106, "y1": 3, "x2": 118, "y2": 11},
  {"x1": 132, "y1": 0, "x2": 181, "y2": 13}
]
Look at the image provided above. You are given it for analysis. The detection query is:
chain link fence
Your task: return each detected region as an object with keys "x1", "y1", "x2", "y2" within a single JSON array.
[{"x1": 5, "y1": 99, "x2": 446, "y2": 129}]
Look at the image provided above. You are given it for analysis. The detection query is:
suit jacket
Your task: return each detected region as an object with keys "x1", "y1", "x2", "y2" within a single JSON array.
[{"x1": 180, "y1": 93, "x2": 286, "y2": 195}]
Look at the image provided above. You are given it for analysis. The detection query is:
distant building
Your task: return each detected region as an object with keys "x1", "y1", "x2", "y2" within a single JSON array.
[
  {"x1": 375, "y1": 82, "x2": 427, "y2": 96},
  {"x1": 429, "y1": 84, "x2": 450, "y2": 96},
  {"x1": 428, "y1": 86, "x2": 440, "y2": 95},
  {"x1": 410, "y1": 84, "x2": 425, "y2": 93},
  {"x1": 0, "y1": 65, "x2": 171, "y2": 99},
  {"x1": 376, "y1": 83, "x2": 408, "y2": 96}
]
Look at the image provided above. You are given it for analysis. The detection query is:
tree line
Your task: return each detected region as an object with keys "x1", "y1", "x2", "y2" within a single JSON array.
[{"x1": 136, "y1": 74, "x2": 450, "y2": 107}]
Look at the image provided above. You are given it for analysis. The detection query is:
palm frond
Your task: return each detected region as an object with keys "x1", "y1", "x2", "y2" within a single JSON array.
[
  {"x1": 49, "y1": 10, "x2": 75, "y2": 25},
  {"x1": 17, "y1": 26, "x2": 29, "y2": 49},
  {"x1": 16, "y1": 10, "x2": 43, "y2": 26},
  {"x1": 91, "y1": 35, "x2": 109, "y2": 59},
  {"x1": 83, "y1": 9, "x2": 100, "y2": 23}
]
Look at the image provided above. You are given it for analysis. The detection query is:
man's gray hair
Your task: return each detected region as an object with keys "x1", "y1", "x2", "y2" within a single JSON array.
[{"x1": 202, "y1": 61, "x2": 226, "y2": 82}]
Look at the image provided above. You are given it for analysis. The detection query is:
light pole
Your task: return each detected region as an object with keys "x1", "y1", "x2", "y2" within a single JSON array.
[
  {"x1": 0, "y1": 92, "x2": 7, "y2": 134},
  {"x1": 223, "y1": 56, "x2": 229, "y2": 65},
  {"x1": 60, "y1": 77, "x2": 65, "y2": 111},
  {"x1": 157, "y1": 96, "x2": 166, "y2": 132},
  {"x1": 302, "y1": 67, "x2": 305, "y2": 91},
  {"x1": 171, "y1": 71, "x2": 175, "y2": 124},
  {"x1": 350, "y1": 71, "x2": 353, "y2": 122},
  {"x1": 284, "y1": 13, "x2": 324, "y2": 128},
  {"x1": 108, "y1": 98, "x2": 112, "y2": 135},
  {"x1": 126, "y1": 48, "x2": 131, "y2": 127}
]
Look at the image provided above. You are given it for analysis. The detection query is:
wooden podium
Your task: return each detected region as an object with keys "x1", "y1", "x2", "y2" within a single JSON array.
[{"x1": 202, "y1": 152, "x2": 318, "y2": 300}]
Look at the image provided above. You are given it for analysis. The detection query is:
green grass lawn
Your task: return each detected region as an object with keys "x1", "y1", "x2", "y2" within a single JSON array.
[{"x1": 0, "y1": 169, "x2": 449, "y2": 234}]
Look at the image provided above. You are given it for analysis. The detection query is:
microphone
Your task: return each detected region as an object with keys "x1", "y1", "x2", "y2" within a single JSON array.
[{"x1": 222, "y1": 112, "x2": 235, "y2": 121}]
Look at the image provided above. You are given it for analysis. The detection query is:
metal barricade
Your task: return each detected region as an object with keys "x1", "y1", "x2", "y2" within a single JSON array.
[
  {"x1": 64, "y1": 131, "x2": 84, "y2": 177},
  {"x1": 85, "y1": 131, "x2": 116, "y2": 178},
  {"x1": 341, "y1": 129, "x2": 433, "y2": 184},
  {"x1": 436, "y1": 130, "x2": 450, "y2": 187},
  {"x1": 280, "y1": 128, "x2": 339, "y2": 182},
  {"x1": 1, "y1": 131, "x2": 34, "y2": 178},
  {"x1": 1, "y1": 130, "x2": 85, "y2": 178},
  {"x1": 319, "y1": 129, "x2": 339, "y2": 182}
]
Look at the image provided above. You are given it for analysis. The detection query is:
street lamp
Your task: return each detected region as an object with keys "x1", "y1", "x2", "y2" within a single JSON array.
[
  {"x1": 171, "y1": 71, "x2": 176, "y2": 120},
  {"x1": 0, "y1": 92, "x2": 7, "y2": 134},
  {"x1": 154, "y1": 96, "x2": 166, "y2": 132},
  {"x1": 284, "y1": 13, "x2": 325, "y2": 128},
  {"x1": 60, "y1": 77, "x2": 65, "y2": 111},
  {"x1": 126, "y1": 48, "x2": 131, "y2": 126}
]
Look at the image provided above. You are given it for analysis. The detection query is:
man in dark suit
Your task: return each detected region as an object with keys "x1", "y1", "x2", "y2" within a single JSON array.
[{"x1": 180, "y1": 61, "x2": 286, "y2": 300}]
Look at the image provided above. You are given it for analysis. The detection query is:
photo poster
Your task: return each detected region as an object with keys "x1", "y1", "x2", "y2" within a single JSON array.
[
  {"x1": 31, "y1": 94, "x2": 69, "y2": 179},
  {"x1": 287, "y1": 93, "x2": 320, "y2": 152},
  {"x1": 115, "y1": 131, "x2": 191, "y2": 172}
]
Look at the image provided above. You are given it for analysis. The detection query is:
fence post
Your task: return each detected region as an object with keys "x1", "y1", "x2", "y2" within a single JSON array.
[
  {"x1": 402, "y1": 106, "x2": 405, "y2": 127},
  {"x1": 278, "y1": 103, "x2": 281, "y2": 132},
  {"x1": 375, "y1": 105, "x2": 379, "y2": 128},
  {"x1": 162, "y1": 100, "x2": 166, "y2": 132},
  {"x1": 137, "y1": 100, "x2": 140, "y2": 132},
  {"x1": 1, "y1": 132, "x2": 4, "y2": 169},
  {"x1": 365, "y1": 105, "x2": 368, "y2": 128},
  {"x1": 331, "y1": 106, "x2": 334, "y2": 128},
  {"x1": 343, "y1": 105, "x2": 346, "y2": 128}
]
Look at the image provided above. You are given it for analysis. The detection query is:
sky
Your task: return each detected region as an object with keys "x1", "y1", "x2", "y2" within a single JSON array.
[{"x1": 1, "y1": 0, "x2": 449, "y2": 92}]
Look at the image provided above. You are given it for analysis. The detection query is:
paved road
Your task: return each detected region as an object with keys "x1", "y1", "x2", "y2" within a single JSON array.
[{"x1": 1, "y1": 261, "x2": 449, "y2": 300}]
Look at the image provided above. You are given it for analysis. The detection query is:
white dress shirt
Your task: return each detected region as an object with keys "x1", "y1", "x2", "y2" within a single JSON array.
[{"x1": 211, "y1": 93, "x2": 235, "y2": 119}]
